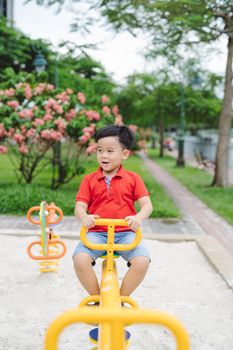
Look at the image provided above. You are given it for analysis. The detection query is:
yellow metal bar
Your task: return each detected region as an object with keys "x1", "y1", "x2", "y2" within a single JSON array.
[
  {"x1": 45, "y1": 218, "x2": 189, "y2": 350},
  {"x1": 80, "y1": 220, "x2": 142, "y2": 251},
  {"x1": 106, "y1": 224, "x2": 114, "y2": 271},
  {"x1": 99, "y1": 259, "x2": 123, "y2": 350},
  {"x1": 45, "y1": 308, "x2": 190, "y2": 350},
  {"x1": 78, "y1": 295, "x2": 100, "y2": 309},
  {"x1": 120, "y1": 296, "x2": 139, "y2": 309}
]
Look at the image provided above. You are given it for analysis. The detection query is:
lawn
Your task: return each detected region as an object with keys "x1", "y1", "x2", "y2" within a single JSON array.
[
  {"x1": 148, "y1": 148, "x2": 233, "y2": 226},
  {"x1": 0, "y1": 152, "x2": 180, "y2": 218}
]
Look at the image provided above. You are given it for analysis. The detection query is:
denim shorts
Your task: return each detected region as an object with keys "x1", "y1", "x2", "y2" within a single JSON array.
[{"x1": 72, "y1": 231, "x2": 151, "y2": 265}]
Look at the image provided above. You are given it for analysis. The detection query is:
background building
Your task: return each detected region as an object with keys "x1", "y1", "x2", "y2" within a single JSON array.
[{"x1": 0, "y1": 0, "x2": 14, "y2": 25}]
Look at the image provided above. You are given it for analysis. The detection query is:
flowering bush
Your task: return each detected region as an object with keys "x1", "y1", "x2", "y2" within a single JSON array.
[{"x1": 0, "y1": 82, "x2": 118, "y2": 188}]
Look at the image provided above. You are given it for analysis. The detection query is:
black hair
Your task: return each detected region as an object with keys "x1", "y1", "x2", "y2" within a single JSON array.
[{"x1": 95, "y1": 125, "x2": 135, "y2": 150}]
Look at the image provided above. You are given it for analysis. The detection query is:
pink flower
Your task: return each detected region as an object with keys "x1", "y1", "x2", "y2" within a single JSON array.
[
  {"x1": 26, "y1": 128, "x2": 36, "y2": 138},
  {"x1": 5, "y1": 88, "x2": 15, "y2": 97},
  {"x1": 46, "y1": 84, "x2": 55, "y2": 91},
  {"x1": 54, "y1": 104, "x2": 64, "y2": 114},
  {"x1": 7, "y1": 100, "x2": 19, "y2": 109},
  {"x1": 112, "y1": 105, "x2": 119, "y2": 117},
  {"x1": 77, "y1": 92, "x2": 86, "y2": 104},
  {"x1": 50, "y1": 130, "x2": 63, "y2": 141},
  {"x1": 86, "y1": 110, "x2": 100, "y2": 121},
  {"x1": 40, "y1": 129, "x2": 52, "y2": 140},
  {"x1": 115, "y1": 114, "x2": 123, "y2": 126},
  {"x1": 18, "y1": 109, "x2": 34, "y2": 119},
  {"x1": 54, "y1": 118, "x2": 66, "y2": 134},
  {"x1": 5, "y1": 128, "x2": 15, "y2": 138},
  {"x1": 128, "y1": 124, "x2": 138, "y2": 133},
  {"x1": 102, "y1": 106, "x2": 111, "y2": 115},
  {"x1": 14, "y1": 133, "x2": 24, "y2": 144},
  {"x1": 82, "y1": 126, "x2": 95, "y2": 136},
  {"x1": 101, "y1": 95, "x2": 110, "y2": 104},
  {"x1": 34, "y1": 85, "x2": 44, "y2": 95},
  {"x1": 78, "y1": 135, "x2": 89, "y2": 144},
  {"x1": 65, "y1": 109, "x2": 76, "y2": 121},
  {"x1": 0, "y1": 145, "x2": 8, "y2": 154},
  {"x1": 34, "y1": 83, "x2": 54, "y2": 96},
  {"x1": 20, "y1": 125, "x2": 27, "y2": 136},
  {"x1": 41, "y1": 129, "x2": 63, "y2": 142},
  {"x1": 19, "y1": 144, "x2": 29, "y2": 154},
  {"x1": 43, "y1": 113, "x2": 53, "y2": 122},
  {"x1": 86, "y1": 142, "x2": 97, "y2": 155},
  {"x1": 0, "y1": 124, "x2": 6, "y2": 138},
  {"x1": 25, "y1": 85, "x2": 32, "y2": 99},
  {"x1": 66, "y1": 88, "x2": 73, "y2": 94},
  {"x1": 33, "y1": 118, "x2": 45, "y2": 127},
  {"x1": 56, "y1": 92, "x2": 70, "y2": 103}
]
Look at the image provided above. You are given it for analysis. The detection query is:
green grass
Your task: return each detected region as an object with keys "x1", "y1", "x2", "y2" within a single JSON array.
[
  {"x1": 0, "y1": 153, "x2": 180, "y2": 218},
  {"x1": 148, "y1": 148, "x2": 233, "y2": 226}
]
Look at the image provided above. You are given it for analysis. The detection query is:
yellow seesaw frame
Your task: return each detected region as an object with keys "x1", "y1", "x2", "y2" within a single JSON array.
[{"x1": 45, "y1": 219, "x2": 190, "y2": 350}]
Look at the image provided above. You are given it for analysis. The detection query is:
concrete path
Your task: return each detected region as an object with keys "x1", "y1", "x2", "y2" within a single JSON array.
[{"x1": 142, "y1": 153, "x2": 233, "y2": 256}]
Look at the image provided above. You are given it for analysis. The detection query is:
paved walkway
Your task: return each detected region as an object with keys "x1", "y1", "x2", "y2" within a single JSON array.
[{"x1": 141, "y1": 153, "x2": 233, "y2": 256}]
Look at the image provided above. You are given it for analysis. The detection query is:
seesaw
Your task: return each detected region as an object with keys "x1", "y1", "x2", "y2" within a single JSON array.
[
  {"x1": 27, "y1": 201, "x2": 67, "y2": 272},
  {"x1": 45, "y1": 219, "x2": 190, "y2": 349}
]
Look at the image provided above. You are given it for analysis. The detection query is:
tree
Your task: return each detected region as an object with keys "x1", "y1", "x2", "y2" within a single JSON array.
[
  {"x1": 31, "y1": 0, "x2": 233, "y2": 187},
  {"x1": 0, "y1": 80, "x2": 115, "y2": 189},
  {"x1": 117, "y1": 70, "x2": 221, "y2": 156},
  {"x1": 0, "y1": 17, "x2": 51, "y2": 78}
]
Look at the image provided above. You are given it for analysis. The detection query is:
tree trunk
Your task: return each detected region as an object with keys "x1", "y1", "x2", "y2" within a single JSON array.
[
  {"x1": 51, "y1": 143, "x2": 62, "y2": 190},
  {"x1": 159, "y1": 119, "x2": 164, "y2": 157},
  {"x1": 212, "y1": 36, "x2": 233, "y2": 187}
]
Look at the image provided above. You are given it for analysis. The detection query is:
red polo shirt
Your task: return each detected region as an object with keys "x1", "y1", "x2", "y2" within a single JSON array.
[{"x1": 76, "y1": 165, "x2": 150, "y2": 232}]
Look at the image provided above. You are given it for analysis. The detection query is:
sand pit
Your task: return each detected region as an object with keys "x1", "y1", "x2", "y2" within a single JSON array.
[{"x1": 0, "y1": 234, "x2": 233, "y2": 350}]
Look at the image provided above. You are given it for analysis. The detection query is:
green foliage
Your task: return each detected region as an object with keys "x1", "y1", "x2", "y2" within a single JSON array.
[
  {"x1": 0, "y1": 17, "x2": 51, "y2": 80},
  {"x1": 0, "y1": 16, "x2": 117, "y2": 106},
  {"x1": 48, "y1": 54, "x2": 117, "y2": 103},
  {"x1": 117, "y1": 71, "x2": 221, "y2": 130}
]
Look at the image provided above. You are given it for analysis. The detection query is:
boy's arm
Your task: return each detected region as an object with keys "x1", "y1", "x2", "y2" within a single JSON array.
[
  {"x1": 125, "y1": 196, "x2": 153, "y2": 231},
  {"x1": 75, "y1": 201, "x2": 99, "y2": 229}
]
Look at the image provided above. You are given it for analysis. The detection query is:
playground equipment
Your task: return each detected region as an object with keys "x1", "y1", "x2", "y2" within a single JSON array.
[
  {"x1": 45, "y1": 219, "x2": 190, "y2": 349},
  {"x1": 27, "y1": 201, "x2": 67, "y2": 272}
]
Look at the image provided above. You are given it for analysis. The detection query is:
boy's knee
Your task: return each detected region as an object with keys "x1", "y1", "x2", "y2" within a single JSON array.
[
  {"x1": 130, "y1": 256, "x2": 150, "y2": 272},
  {"x1": 73, "y1": 253, "x2": 94, "y2": 271}
]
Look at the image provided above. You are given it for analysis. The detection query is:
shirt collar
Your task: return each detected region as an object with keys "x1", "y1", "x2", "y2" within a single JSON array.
[{"x1": 97, "y1": 165, "x2": 125, "y2": 180}]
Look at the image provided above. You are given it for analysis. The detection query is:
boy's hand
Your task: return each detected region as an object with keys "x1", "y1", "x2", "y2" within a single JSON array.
[
  {"x1": 125, "y1": 215, "x2": 142, "y2": 232},
  {"x1": 81, "y1": 214, "x2": 99, "y2": 229}
]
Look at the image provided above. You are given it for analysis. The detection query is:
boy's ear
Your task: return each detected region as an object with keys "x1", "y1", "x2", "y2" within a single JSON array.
[{"x1": 122, "y1": 149, "x2": 130, "y2": 159}]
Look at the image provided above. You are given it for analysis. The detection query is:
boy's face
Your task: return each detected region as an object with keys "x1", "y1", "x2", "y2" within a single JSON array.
[{"x1": 97, "y1": 136, "x2": 130, "y2": 175}]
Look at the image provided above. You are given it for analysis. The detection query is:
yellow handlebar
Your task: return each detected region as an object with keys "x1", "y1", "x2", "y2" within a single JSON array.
[
  {"x1": 45, "y1": 308, "x2": 190, "y2": 350},
  {"x1": 80, "y1": 218, "x2": 142, "y2": 251}
]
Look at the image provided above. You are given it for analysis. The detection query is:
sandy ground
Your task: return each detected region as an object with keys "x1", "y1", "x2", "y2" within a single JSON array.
[{"x1": 0, "y1": 235, "x2": 233, "y2": 350}]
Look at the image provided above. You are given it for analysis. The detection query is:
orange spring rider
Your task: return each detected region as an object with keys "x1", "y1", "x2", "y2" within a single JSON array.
[{"x1": 27, "y1": 201, "x2": 67, "y2": 272}]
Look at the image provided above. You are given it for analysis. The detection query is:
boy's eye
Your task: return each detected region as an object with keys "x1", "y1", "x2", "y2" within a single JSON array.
[{"x1": 108, "y1": 150, "x2": 113, "y2": 153}]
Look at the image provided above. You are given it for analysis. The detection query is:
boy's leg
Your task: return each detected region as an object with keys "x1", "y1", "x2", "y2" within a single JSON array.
[
  {"x1": 120, "y1": 256, "x2": 150, "y2": 296},
  {"x1": 73, "y1": 253, "x2": 100, "y2": 295},
  {"x1": 73, "y1": 231, "x2": 107, "y2": 295},
  {"x1": 114, "y1": 232, "x2": 151, "y2": 296}
]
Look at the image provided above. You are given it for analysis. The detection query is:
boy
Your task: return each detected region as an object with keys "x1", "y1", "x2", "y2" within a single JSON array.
[{"x1": 73, "y1": 125, "x2": 153, "y2": 297}]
